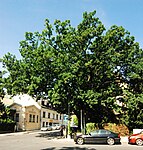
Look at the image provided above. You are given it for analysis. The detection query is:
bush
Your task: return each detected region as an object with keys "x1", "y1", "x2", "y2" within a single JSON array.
[
  {"x1": 86, "y1": 123, "x2": 98, "y2": 134},
  {"x1": 103, "y1": 123, "x2": 129, "y2": 136},
  {"x1": 0, "y1": 118, "x2": 15, "y2": 123},
  {"x1": 85, "y1": 122, "x2": 129, "y2": 136},
  {"x1": 0, "y1": 119, "x2": 16, "y2": 133}
]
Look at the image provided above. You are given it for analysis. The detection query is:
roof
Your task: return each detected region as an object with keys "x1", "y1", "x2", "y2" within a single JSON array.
[{"x1": 12, "y1": 94, "x2": 41, "y2": 109}]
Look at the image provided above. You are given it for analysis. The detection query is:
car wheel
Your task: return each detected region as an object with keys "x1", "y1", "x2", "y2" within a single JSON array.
[
  {"x1": 136, "y1": 139, "x2": 143, "y2": 146},
  {"x1": 107, "y1": 138, "x2": 115, "y2": 145},
  {"x1": 77, "y1": 137, "x2": 84, "y2": 145}
]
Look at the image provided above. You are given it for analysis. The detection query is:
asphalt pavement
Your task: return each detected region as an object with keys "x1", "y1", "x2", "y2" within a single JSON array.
[
  {"x1": 2, "y1": 131, "x2": 142, "y2": 150},
  {"x1": 0, "y1": 130, "x2": 128, "y2": 143}
]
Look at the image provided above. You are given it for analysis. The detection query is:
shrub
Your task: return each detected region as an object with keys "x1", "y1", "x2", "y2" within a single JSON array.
[
  {"x1": 86, "y1": 123, "x2": 98, "y2": 134},
  {"x1": 85, "y1": 123, "x2": 129, "y2": 136},
  {"x1": 0, "y1": 122, "x2": 16, "y2": 133},
  {"x1": 0, "y1": 118, "x2": 15, "y2": 123},
  {"x1": 103, "y1": 123, "x2": 129, "y2": 136}
]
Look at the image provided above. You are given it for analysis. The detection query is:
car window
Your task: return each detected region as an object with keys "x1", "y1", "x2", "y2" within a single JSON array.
[
  {"x1": 99, "y1": 130, "x2": 107, "y2": 134},
  {"x1": 90, "y1": 130, "x2": 99, "y2": 136},
  {"x1": 106, "y1": 131, "x2": 111, "y2": 134},
  {"x1": 99, "y1": 130, "x2": 111, "y2": 134}
]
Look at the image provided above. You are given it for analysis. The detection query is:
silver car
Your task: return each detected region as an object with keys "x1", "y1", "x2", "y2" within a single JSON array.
[{"x1": 41, "y1": 125, "x2": 52, "y2": 131}]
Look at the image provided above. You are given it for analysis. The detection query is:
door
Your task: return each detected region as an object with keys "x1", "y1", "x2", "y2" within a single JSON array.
[
  {"x1": 85, "y1": 130, "x2": 101, "y2": 143},
  {"x1": 97, "y1": 130, "x2": 109, "y2": 143}
]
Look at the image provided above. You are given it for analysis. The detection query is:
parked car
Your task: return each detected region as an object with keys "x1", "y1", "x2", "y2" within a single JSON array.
[
  {"x1": 52, "y1": 124, "x2": 61, "y2": 130},
  {"x1": 51, "y1": 124, "x2": 58, "y2": 130},
  {"x1": 41, "y1": 125, "x2": 52, "y2": 131},
  {"x1": 128, "y1": 131, "x2": 143, "y2": 146},
  {"x1": 56, "y1": 124, "x2": 61, "y2": 130},
  {"x1": 74, "y1": 129, "x2": 121, "y2": 145}
]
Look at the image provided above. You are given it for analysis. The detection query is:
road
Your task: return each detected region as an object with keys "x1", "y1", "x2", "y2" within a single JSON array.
[{"x1": 0, "y1": 130, "x2": 143, "y2": 150}]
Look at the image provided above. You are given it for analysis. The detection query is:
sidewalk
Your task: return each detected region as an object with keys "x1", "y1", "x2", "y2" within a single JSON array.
[{"x1": 0, "y1": 130, "x2": 39, "y2": 136}]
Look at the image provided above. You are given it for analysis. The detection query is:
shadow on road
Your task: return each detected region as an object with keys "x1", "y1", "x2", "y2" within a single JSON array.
[
  {"x1": 41, "y1": 147, "x2": 96, "y2": 150},
  {"x1": 36, "y1": 130, "x2": 65, "y2": 140}
]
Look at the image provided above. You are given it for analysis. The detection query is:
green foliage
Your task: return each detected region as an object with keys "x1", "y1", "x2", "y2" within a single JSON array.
[
  {"x1": 120, "y1": 91, "x2": 143, "y2": 130},
  {"x1": 0, "y1": 64, "x2": 6, "y2": 99},
  {"x1": 70, "y1": 114, "x2": 78, "y2": 126},
  {"x1": 1, "y1": 10, "x2": 143, "y2": 129},
  {"x1": 0, "y1": 100, "x2": 13, "y2": 123},
  {"x1": 0, "y1": 100, "x2": 5, "y2": 115},
  {"x1": 86, "y1": 122, "x2": 97, "y2": 134},
  {"x1": 67, "y1": 121, "x2": 72, "y2": 135},
  {"x1": 0, "y1": 118, "x2": 15, "y2": 123}
]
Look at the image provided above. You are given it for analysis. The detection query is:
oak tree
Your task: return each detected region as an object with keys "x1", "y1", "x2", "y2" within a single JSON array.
[{"x1": 1, "y1": 11, "x2": 143, "y2": 129}]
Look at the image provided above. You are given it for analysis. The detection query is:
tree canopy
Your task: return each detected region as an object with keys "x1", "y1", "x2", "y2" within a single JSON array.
[{"x1": 1, "y1": 11, "x2": 143, "y2": 130}]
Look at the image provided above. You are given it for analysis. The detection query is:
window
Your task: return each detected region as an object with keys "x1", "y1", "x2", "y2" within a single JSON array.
[
  {"x1": 99, "y1": 130, "x2": 111, "y2": 134},
  {"x1": 56, "y1": 114, "x2": 58, "y2": 120},
  {"x1": 100, "y1": 130, "x2": 106, "y2": 134},
  {"x1": 48, "y1": 113, "x2": 50, "y2": 118},
  {"x1": 29, "y1": 114, "x2": 38, "y2": 123},
  {"x1": 33, "y1": 115, "x2": 35, "y2": 122},
  {"x1": 16, "y1": 113, "x2": 19, "y2": 122},
  {"x1": 37, "y1": 115, "x2": 38, "y2": 123},
  {"x1": 53, "y1": 113, "x2": 55, "y2": 119},
  {"x1": 29, "y1": 114, "x2": 32, "y2": 122},
  {"x1": 42, "y1": 101, "x2": 44, "y2": 106},
  {"x1": 43, "y1": 111, "x2": 46, "y2": 118},
  {"x1": 90, "y1": 130, "x2": 99, "y2": 136}
]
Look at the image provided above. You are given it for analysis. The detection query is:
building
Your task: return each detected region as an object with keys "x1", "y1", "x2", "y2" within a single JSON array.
[
  {"x1": 2, "y1": 94, "x2": 64, "y2": 131},
  {"x1": 10, "y1": 94, "x2": 41, "y2": 131},
  {"x1": 37, "y1": 99, "x2": 64, "y2": 127}
]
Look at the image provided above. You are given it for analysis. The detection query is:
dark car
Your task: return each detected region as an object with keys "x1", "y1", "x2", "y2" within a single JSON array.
[
  {"x1": 74, "y1": 129, "x2": 121, "y2": 145},
  {"x1": 128, "y1": 131, "x2": 143, "y2": 146}
]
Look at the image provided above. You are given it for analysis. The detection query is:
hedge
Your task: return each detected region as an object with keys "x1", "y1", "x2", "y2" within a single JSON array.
[{"x1": 0, "y1": 122, "x2": 16, "y2": 133}]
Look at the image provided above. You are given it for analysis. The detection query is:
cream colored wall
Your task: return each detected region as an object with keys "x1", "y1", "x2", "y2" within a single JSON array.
[
  {"x1": 25, "y1": 105, "x2": 41, "y2": 130},
  {"x1": 10, "y1": 104, "x2": 25, "y2": 131},
  {"x1": 10, "y1": 104, "x2": 40, "y2": 131},
  {"x1": 9, "y1": 99, "x2": 64, "y2": 131}
]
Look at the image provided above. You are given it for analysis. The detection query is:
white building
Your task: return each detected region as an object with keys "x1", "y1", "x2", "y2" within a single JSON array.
[{"x1": 37, "y1": 99, "x2": 64, "y2": 127}]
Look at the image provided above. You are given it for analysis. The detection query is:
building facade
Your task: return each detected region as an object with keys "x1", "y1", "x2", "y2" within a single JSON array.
[
  {"x1": 10, "y1": 103, "x2": 41, "y2": 131},
  {"x1": 3, "y1": 94, "x2": 64, "y2": 131},
  {"x1": 38, "y1": 99, "x2": 64, "y2": 127}
]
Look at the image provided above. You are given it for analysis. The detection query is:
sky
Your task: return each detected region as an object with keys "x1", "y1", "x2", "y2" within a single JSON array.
[{"x1": 0, "y1": 0, "x2": 143, "y2": 60}]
